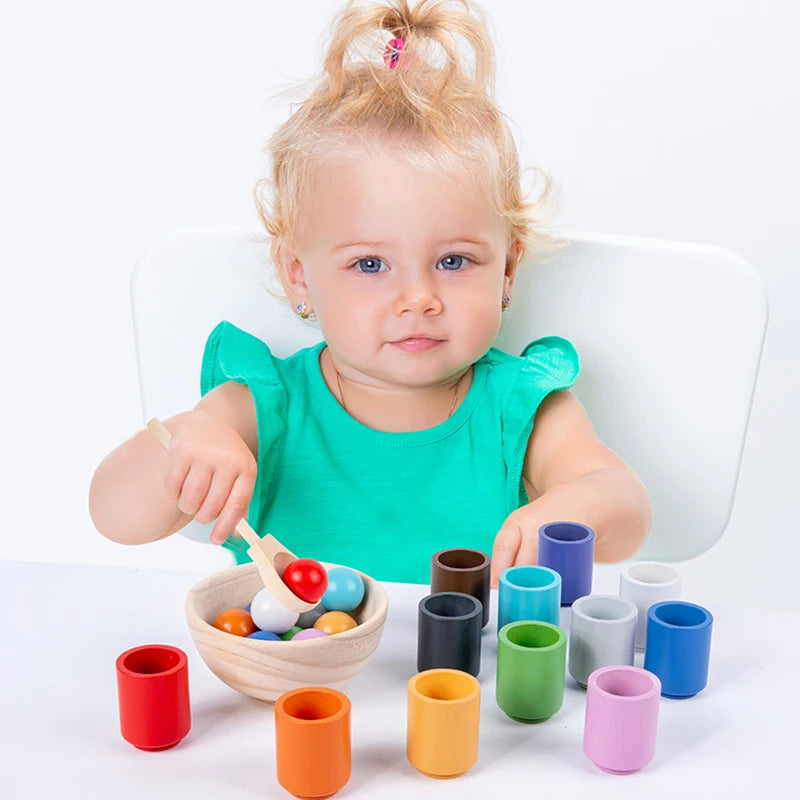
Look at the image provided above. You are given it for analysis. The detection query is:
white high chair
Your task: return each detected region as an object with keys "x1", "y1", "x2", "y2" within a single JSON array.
[{"x1": 131, "y1": 226, "x2": 767, "y2": 565}]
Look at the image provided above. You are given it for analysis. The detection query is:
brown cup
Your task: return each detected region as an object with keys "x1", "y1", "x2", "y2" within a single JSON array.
[{"x1": 431, "y1": 548, "x2": 491, "y2": 628}]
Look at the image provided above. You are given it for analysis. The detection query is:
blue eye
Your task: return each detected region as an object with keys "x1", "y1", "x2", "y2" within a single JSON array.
[
  {"x1": 354, "y1": 257, "x2": 386, "y2": 273},
  {"x1": 438, "y1": 255, "x2": 469, "y2": 271}
]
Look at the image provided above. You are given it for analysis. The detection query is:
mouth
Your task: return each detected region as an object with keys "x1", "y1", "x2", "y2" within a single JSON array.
[{"x1": 390, "y1": 335, "x2": 445, "y2": 353}]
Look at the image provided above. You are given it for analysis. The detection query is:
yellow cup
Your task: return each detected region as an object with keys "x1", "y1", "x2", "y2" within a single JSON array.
[{"x1": 406, "y1": 668, "x2": 481, "y2": 779}]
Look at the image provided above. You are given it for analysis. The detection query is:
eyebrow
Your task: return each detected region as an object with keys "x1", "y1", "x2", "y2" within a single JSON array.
[{"x1": 331, "y1": 237, "x2": 492, "y2": 253}]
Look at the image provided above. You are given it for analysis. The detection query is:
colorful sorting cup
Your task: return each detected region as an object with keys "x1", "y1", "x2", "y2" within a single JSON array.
[
  {"x1": 568, "y1": 594, "x2": 638, "y2": 688},
  {"x1": 496, "y1": 620, "x2": 567, "y2": 722},
  {"x1": 537, "y1": 521, "x2": 595, "y2": 605},
  {"x1": 583, "y1": 665, "x2": 661, "y2": 774},
  {"x1": 431, "y1": 548, "x2": 491, "y2": 627},
  {"x1": 407, "y1": 669, "x2": 481, "y2": 779},
  {"x1": 274, "y1": 687, "x2": 351, "y2": 799},
  {"x1": 619, "y1": 562, "x2": 682, "y2": 650},
  {"x1": 115, "y1": 644, "x2": 191, "y2": 751},
  {"x1": 417, "y1": 592, "x2": 482, "y2": 677},
  {"x1": 644, "y1": 601, "x2": 713, "y2": 698},
  {"x1": 497, "y1": 565, "x2": 561, "y2": 630}
]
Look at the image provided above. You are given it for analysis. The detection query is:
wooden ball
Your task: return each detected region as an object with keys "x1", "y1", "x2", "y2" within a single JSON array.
[
  {"x1": 314, "y1": 611, "x2": 358, "y2": 635},
  {"x1": 213, "y1": 607, "x2": 257, "y2": 637}
]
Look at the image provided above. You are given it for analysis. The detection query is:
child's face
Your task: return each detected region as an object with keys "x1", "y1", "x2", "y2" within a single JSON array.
[{"x1": 283, "y1": 146, "x2": 518, "y2": 389}]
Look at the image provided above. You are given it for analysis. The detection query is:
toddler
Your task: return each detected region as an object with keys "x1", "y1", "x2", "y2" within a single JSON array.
[{"x1": 90, "y1": 0, "x2": 651, "y2": 587}]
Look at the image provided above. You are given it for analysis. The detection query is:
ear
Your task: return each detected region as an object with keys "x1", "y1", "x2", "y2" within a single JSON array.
[
  {"x1": 503, "y1": 238, "x2": 523, "y2": 295},
  {"x1": 272, "y1": 235, "x2": 312, "y2": 312}
]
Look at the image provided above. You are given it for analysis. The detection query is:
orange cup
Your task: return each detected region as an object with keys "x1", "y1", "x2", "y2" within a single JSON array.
[
  {"x1": 407, "y1": 668, "x2": 481, "y2": 778},
  {"x1": 274, "y1": 687, "x2": 351, "y2": 799}
]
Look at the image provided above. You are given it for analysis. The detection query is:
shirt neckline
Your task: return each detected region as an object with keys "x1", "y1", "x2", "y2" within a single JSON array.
[{"x1": 304, "y1": 342, "x2": 489, "y2": 447}]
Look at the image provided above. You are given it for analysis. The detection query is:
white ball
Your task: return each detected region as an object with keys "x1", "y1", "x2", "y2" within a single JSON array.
[{"x1": 250, "y1": 587, "x2": 300, "y2": 634}]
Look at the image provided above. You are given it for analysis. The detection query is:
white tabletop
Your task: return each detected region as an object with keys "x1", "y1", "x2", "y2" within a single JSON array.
[{"x1": 1, "y1": 559, "x2": 797, "y2": 798}]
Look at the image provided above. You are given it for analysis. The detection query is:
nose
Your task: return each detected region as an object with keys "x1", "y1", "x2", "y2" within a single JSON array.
[{"x1": 392, "y1": 274, "x2": 443, "y2": 316}]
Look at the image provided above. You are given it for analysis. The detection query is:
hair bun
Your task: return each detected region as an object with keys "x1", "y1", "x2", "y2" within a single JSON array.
[{"x1": 323, "y1": 0, "x2": 495, "y2": 99}]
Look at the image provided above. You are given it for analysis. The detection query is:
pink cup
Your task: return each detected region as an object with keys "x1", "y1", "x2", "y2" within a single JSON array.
[{"x1": 583, "y1": 665, "x2": 661, "y2": 774}]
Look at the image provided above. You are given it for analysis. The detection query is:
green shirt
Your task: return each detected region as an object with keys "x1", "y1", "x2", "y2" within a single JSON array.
[{"x1": 201, "y1": 321, "x2": 579, "y2": 583}]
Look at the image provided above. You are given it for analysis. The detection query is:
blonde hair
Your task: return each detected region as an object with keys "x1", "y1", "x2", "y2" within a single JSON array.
[{"x1": 256, "y1": 0, "x2": 558, "y2": 270}]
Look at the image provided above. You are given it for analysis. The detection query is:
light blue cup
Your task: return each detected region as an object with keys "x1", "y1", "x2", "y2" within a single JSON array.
[{"x1": 498, "y1": 566, "x2": 562, "y2": 631}]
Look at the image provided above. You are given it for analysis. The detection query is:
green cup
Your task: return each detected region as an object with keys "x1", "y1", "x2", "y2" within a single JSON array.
[{"x1": 496, "y1": 621, "x2": 567, "y2": 722}]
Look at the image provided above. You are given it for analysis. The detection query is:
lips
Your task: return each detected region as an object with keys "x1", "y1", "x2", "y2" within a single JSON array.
[{"x1": 390, "y1": 335, "x2": 444, "y2": 353}]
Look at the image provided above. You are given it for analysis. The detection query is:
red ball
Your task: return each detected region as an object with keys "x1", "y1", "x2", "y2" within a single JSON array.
[{"x1": 281, "y1": 558, "x2": 329, "y2": 603}]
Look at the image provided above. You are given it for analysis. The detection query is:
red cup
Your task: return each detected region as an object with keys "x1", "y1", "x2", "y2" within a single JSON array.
[{"x1": 116, "y1": 644, "x2": 191, "y2": 751}]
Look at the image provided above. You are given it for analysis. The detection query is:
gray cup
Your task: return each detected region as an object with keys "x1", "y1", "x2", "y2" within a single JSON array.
[{"x1": 568, "y1": 595, "x2": 638, "y2": 688}]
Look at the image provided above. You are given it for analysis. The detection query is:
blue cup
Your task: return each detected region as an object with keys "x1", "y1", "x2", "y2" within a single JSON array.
[
  {"x1": 498, "y1": 565, "x2": 561, "y2": 630},
  {"x1": 643, "y1": 601, "x2": 713, "y2": 698},
  {"x1": 537, "y1": 521, "x2": 595, "y2": 606}
]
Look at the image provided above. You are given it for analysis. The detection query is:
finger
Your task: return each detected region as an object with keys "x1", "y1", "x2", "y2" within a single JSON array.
[
  {"x1": 490, "y1": 521, "x2": 522, "y2": 589},
  {"x1": 177, "y1": 463, "x2": 213, "y2": 517},
  {"x1": 163, "y1": 450, "x2": 191, "y2": 503},
  {"x1": 513, "y1": 525, "x2": 539, "y2": 569},
  {"x1": 194, "y1": 470, "x2": 230, "y2": 525},
  {"x1": 209, "y1": 474, "x2": 254, "y2": 545}
]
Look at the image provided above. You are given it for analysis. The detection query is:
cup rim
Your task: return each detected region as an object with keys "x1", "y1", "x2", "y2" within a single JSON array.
[
  {"x1": 648, "y1": 600, "x2": 713, "y2": 629},
  {"x1": 408, "y1": 668, "x2": 480, "y2": 704},
  {"x1": 622, "y1": 561, "x2": 680, "y2": 588},
  {"x1": 498, "y1": 620, "x2": 566, "y2": 652},
  {"x1": 431, "y1": 548, "x2": 490, "y2": 572},
  {"x1": 275, "y1": 686, "x2": 351, "y2": 725},
  {"x1": 499, "y1": 565, "x2": 561, "y2": 591},
  {"x1": 587, "y1": 665, "x2": 661, "y2": 700},
  {"x1": 116, "y1": 644, "x2": 187, "y2": 679},
  {"x1": 538, "y1": 521, "x2": 595, "y2": 545},
  {"x1": 419, "y1": 591, "x2": 482, "y2": 622},
  {"x1": 572, "y1": 594, "x2": 638, "y2": 625}
]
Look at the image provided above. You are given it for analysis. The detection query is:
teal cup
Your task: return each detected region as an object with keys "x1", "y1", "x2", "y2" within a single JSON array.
[
  {"x1": 496, "y1": 621, "x2": 567, "y2": 722},
  {"x1": 497, "y1": 565, "x2": 561, "y2": 630}
]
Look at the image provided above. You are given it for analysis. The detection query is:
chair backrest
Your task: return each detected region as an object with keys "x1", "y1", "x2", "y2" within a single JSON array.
[{"x1": 131, "y1": 226, "x2": 767, "y2": 561}]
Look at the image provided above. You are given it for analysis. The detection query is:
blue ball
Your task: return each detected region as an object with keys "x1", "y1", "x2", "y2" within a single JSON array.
[
  {"x1": 321, "y1": 567, "x2": 365, "y2": 612},
  {"x1": 247, "y1": 630, "x2": 281, "y2": 641}
]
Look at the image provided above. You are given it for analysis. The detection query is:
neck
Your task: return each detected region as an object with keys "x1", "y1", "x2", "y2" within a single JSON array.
[{"x1": 320, "y1": 348, "x2": 472, "y2": 432}]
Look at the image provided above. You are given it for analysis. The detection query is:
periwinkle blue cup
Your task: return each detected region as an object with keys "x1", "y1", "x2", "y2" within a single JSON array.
[
  {"x1": 643, "y1": 601, "x2": 713, "y2": 698},
  {"x1": 498, "y1": 565, "x2": 561, "y2": 631},
  {"x1": 537, "y1": 521, "x2": 595, "y2": 606}
]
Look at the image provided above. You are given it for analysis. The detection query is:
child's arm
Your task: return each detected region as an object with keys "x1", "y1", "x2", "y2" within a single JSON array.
[
  {"x1": 490, "y1": 390, "x2": 652, "y2": 588},
  {"x1": 89, "y1": 381, "x2": 258, "y2": 547}
]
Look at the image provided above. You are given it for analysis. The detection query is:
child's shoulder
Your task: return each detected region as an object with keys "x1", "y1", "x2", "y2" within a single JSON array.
[
  {"x1": 200, "y1": 321, "x2": 318, "y2": 395},
  {"x1": 483, "y1": 335, "x2": 579, "y2": 383}
]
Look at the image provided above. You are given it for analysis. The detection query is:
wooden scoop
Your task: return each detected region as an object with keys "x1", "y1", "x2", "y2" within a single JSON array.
[{"x1": 146, "y1": 417, "x2": 317, "y2": 613}]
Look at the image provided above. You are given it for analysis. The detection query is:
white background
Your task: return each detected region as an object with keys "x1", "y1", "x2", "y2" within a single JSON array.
[{"x1": 2, "y1": 1, "x2": 798, "y2": 609}]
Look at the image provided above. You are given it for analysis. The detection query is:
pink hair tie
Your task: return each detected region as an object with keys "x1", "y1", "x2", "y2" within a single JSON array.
[{"x1": 383, "y1": 37, "x2": 405, "y2": 70}]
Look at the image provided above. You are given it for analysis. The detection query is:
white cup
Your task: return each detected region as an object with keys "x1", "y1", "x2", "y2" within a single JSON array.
[
  {"x1": 619, "y1": 562, "x2": 681, "y2": 650},
  {"x1": 568, "y1": 595, "x2": 637, "y2": 688}
]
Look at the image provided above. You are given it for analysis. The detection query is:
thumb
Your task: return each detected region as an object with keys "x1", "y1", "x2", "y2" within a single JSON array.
[{"x1": 490, "y1": 520, "x2": 522, "y2": 589}]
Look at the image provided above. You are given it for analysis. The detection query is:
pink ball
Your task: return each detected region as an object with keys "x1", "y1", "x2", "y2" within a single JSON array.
[{"x1": 292, "y1": 628, "x2": 329, "y2": 641}]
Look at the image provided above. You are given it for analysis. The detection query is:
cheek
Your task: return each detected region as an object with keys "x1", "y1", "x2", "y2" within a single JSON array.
[{"x1": 314, "y1": 291, "x2": 377, "y2": 351}]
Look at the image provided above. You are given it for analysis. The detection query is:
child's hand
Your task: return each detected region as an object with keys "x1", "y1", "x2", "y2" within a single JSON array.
[
  {"x1": 162, "y1": 410, "x2": 257, "y2": 545},
  {"x1": 490, "y1": 506, "x2": 540, "y2": 589}
]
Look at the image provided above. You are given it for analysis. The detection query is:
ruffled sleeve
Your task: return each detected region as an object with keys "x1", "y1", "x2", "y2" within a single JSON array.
[
  {"x1": 200, "y1": 321, "x2": 288, "y2": 522},
  {"x1": 501, "y1": 336, "x2": 580, "y2": 508}
]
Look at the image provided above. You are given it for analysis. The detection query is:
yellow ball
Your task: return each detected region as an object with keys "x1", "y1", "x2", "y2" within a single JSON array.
[{"x1": 313, "y1": 611, "x2": 358, "y2": 635}]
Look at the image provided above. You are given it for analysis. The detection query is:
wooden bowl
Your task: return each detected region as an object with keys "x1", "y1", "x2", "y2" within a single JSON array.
[{"x1": 185, "y1": 562, "x2": 389, "y2": 702}]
